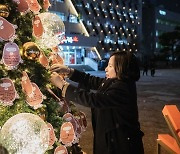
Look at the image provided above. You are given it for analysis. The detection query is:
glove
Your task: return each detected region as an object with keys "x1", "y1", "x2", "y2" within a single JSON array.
[
  {"x1": 50, "y1": 72, "x2": 66, "y2": 90},
  {"x1": 50, "y1": 64, "x2": 73, "y2": 77}
]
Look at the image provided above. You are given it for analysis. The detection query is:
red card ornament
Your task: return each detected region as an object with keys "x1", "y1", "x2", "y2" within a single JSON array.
[
  {"x1": 0, "y1": 78, "x2": 18, "y2": 106},
  {"x1": 0, "y1": 17, "x2": 17, "y2": 42},
  {"x1": 49, "y1": 52, "x2": 64, "y2": 65},
  {"x1": 54, "y1": 145, "x2": 68, "y2": 154},
  {"x1": 74, "y1": 118, "x2": 82, "y2": 138},
  {"x1": 47, "y1": 123, "x2": 57, "y2": 148},
  {"x1": 39, "y1": 51, "x2": 49, "y2": 68},
  {"x1": 33, "y1": 15, "x2": 43, "y2": 38},
  {"x1": 21, "y1": 71, "x2": 34, "y2": 96},
  {"x1": 1, "y1": 42, "x2": 23, "y2": 70},
  {"x1": 13, "y1": 0, "x2": 29, "y2": 13},
  {"x1": 26, "y1": 83, "x2": 44, "y2": 109},
  {"x1": 59, "y1": 122, "x2": 75, "y2": 146},
  {"x1": 78, "y1": 111, "x2": 87, "y2": 131},
  {"x1": 63, "y1": 113, "x2": 77, "y2": 133},
  {"x1": 43, "y1": 0, "x2": 51, "y2": 11},
  {"x1": 26, "y1": 0, "x2": 41, "y2": 14}
]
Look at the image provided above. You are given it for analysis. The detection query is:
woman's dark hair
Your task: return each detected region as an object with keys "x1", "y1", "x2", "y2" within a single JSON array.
[{"x1": 110, "y1": 51, "x2": 140, "y2": 81}]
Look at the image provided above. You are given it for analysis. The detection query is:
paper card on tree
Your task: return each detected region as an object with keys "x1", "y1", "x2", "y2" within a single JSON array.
[
  {"x1": 1, "y1": 42, "x2": 22, "y2": 70},
  {"x1": 47, "y1": 123, "x2": 57, "y2": 147},
  {"x1": 39, "y1": 51, "x2": 49, "y2": 68},
  {"x1": 26, "y1": 0, "x2": 41, "y2": 14},
  {"x1": 33, "y1": 15, "x2": 43, "y2": 38},
  {"x1": 0, "y1": 78, "x2": 18, "y2": 106},
  {"x1": 49, "y1": 52, "x2": 64, "y2": 65},
  {"x1": 54, "y1": 145, "x2": 68, "y2": 154},
  {"x1": 0, "y1": 17, "x2": 16, "y2": 41},
  {"x1": 26, "y1": 83, "x2": 43, "y2": 109},
  {"x1": 78, "y1": 111, "x2": 87, "y2": 131},
  {"x1": 43, "y1": 0, "x2": 51, "y2": 11},
  {"x1": 13, "y1": 0, "x2": 29, "y2": 13},
  {"x1": 63, "y1": 113, "x2": 78, "y2": 133},
  {"x1": 74, "y1": 118, "x2": 82, "y2": 140},
  {"x1": 59, "y1": 122, "x2": 75, "y2": 146},
  {"x1": 21, "y1": 71, "x2": 34, "y2": 96}
]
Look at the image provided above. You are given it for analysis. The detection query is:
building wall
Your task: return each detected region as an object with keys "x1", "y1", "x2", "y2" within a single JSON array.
[{"x1": 50, "y1": 0, "x2": 141, "y2": 60}]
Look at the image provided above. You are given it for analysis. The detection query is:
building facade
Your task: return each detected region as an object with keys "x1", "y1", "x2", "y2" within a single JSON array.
[
  {"x1": 142, "y1": 0, "x2": 180, "y2": 62},
  {"x1": 50, "y1": 0, "x2": 142, "y2": 67}
]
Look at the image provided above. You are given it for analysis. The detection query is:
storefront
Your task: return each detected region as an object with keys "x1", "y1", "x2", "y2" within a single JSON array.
[{"x1": 59, "y1": 34, "x2": 99, "y2": 65}]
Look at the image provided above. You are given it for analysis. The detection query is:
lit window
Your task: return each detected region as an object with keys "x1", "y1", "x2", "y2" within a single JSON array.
[
  {"x1": 50, "y1": 11, "x2": 66, "y2": 21},
  {"x1": 68, "y1": 14, "x2": 78, "y2": 23}
]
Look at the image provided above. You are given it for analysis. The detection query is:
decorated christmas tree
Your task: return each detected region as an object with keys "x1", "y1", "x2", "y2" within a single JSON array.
[{"x1": 0, "y1": 0, "x2": 87, "y2": 153}]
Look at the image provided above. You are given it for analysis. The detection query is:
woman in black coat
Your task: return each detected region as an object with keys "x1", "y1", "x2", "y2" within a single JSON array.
[{"x1": 50, "y1": 51, "x2": 144, "y2": 154}]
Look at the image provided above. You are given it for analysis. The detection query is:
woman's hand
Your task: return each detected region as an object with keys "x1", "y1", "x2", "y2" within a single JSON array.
[
  {"x1": 50, "y1": 72, "x2": 66, "y2": 90},
  {"x1": 50, "y1": 64, "x2": 71, "y2": 75}
]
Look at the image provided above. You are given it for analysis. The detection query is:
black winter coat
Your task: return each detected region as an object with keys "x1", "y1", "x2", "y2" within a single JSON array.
[{"x1": 65, "y1": 70, "x2": 144, "y2": 154}]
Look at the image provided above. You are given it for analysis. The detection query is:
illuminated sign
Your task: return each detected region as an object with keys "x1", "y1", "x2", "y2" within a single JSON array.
[
  {"x1": 59, "y1": 36, "x2": 79, "y2": 44},
  {"x1": 159, "y1": 10, "x2": 166, "y2": 16}
]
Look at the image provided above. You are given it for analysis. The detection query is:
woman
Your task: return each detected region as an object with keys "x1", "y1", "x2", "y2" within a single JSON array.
[{"x1": 50, "y1": 51, "x2": 144, "y2": 154}]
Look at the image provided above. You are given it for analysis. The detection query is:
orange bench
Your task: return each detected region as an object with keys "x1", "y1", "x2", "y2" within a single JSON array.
[{"x1": 157, "y1": 105, "x2": 180, "y2": 154}]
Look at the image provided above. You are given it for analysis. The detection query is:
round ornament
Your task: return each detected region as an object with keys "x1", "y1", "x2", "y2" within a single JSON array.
[
  {"x1": 0, "y1": 4, "x2": 9, "y2": 18},
  {"x1": 35, "y1": 12, "x2": 65, "y2": 49},
  {"x1": 0, "y1": 113, "x2": 49, "y2": 154},
  {"x1": 22, "y1": 42, "x2": 41, "y2": 59}
]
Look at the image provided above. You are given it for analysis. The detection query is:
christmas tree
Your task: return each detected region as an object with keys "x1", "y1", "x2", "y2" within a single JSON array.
[{"x1": 0, "y1": 0, "x2": 86, "y2": 153}]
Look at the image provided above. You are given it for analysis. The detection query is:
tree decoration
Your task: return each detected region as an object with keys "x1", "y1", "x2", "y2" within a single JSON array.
[
  {"x1": 0, "y1": 113, "x2": 49, "y2": 153},
  {"x1": 0, "y1": 16, "x2": 17, "y2": 42},
  {"x1": 12, "y1": 0, "x2": 29, "y2": 14},
  {"x1": 0, "y1": 78, "x2": 19, "y2": 106},
  {"x1": 0, "y1": 4, "x2": 9, "y2": 17},
  {"x1": 22, "y1": 42, "x2": 41, "y2": 60},
  {"x1": 1, "y1": 42, "x2": 23, "y2": 70},
  {"x1": 0, "y1": 1, "x2": 86, "y2": 153},
  {"x1": 32, "y1": 15, "x2": 44, "y2": 38},
  {"x1": 35, "y1": 12, "x2": 65, "y2": 49}
]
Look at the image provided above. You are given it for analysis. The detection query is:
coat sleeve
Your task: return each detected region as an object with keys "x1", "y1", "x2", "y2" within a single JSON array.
[
  {"x1": 69, "y1": 69, "x2": 104, "y2": 90},
  {"x1": 64, "y1": 81, "x2": 130, "y2": 109}
]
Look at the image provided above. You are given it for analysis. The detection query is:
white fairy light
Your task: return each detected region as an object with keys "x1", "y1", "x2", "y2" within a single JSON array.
[
  {"x1": 36, "y1": 12, "x2": 65, "y2": 49},
  {"x1": 0, "y1": 113, "x2": 49, "y2": 154}
]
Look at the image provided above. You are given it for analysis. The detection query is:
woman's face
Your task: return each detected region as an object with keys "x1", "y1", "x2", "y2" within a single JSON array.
[{"x1": 105, "y1": 55, "x2": 117, "y2": 79}]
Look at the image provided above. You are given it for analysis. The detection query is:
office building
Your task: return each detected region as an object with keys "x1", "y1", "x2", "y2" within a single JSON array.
[
  {"x1": 50, "y1": 0, "x2": 142, "y2": 69},
  {"x1": 142, "y1": 0, "x2": 180, "y2": 61}
]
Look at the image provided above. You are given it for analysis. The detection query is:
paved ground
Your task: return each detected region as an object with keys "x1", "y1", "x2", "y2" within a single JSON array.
[{"x1": 75, "y1": 69, "x2": 180, "y2": 154}]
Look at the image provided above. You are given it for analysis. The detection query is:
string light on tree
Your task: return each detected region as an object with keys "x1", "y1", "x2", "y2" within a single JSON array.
[{"x1": 36, "y1": 12, "x2": 65, "y2": 49}]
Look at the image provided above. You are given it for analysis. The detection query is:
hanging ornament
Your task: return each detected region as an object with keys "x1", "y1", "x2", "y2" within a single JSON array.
[
  {"x1": 47, "y1": 123, "x2": 57, "y2": 148},
  {"x1": 26, "y1": 0, "x2": 41, "y2": 14},
  {"x1": 36, "y1": 12, "x2": 65, "y2": 49},
  {"x1": 22, "y1": 42, "x2": 41, "y2": 60},
  {"x1": 59, "y1": 122, "x2": 75, "y2": 146},
  {"x1": 0, "y1": 17, "x2": 17, "y2": 42},
  {"x1": 0, "y1": 4, "x2": 9, "y2": 17},
  {"x1": 1, "y1": 42, "x2": 23, "y2": 70},
  {"x1": 21, "y1": 71, "x2": 34, "y2": 96},
  {"x1": 25, "y1": 83, "x2": 44, "y2": 109},
  {"x1": 0, "y1": 78, "x2": 19, "y2": 106},
  {"x1": 78, "y1": 111, "x2": 87, "y2": 131},
  {"x1": 32, "y1": 15, "x2": 44, "y2": 38},
  {"x1": 39, "y1": 51, "x2": 49, "y2": 68},
  {"x1": 12, "y1": 0, "x2": 29, "y2": 14},
  {"x1": 43, "y1": 0, "x2": 51, "y2": 11},
  {"x1": 49, "y1": 51, "x2": 64, "y2": 65},
  {"x1": 0, "y1": 113, "x2": 49, "y2": 153},
  {"x1": 54, "y1": 145, "x2": 68, "y2": 154}
]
